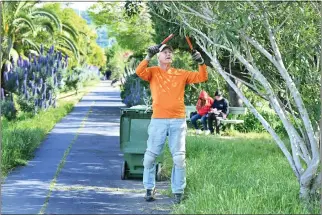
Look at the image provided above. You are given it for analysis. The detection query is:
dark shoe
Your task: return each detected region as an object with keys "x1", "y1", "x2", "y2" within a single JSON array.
[
  {"x1": 144, "y1": 188, "x2": 156, "y2": 202},
  {"x1": 173, "y1": 193, "x2": 183, "y2": 204}
]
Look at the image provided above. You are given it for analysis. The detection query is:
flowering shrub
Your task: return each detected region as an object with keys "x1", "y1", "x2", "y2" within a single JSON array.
[
  {"x1": 2, "y1": 45, "x2": 68, "y2": 118},
  {"x1": 64, "y1": 65, "x2": 100, "y2": 94}
]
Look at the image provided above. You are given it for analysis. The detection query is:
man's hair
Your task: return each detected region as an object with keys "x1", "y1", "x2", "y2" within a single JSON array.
[{"x1": 215, "y1": 90, "x2": 222, "y2": 96}]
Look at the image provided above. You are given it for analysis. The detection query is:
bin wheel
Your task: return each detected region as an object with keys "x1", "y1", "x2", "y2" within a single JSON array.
[
  {"x1": 121, "y1": 161, "x2": 128, "y2": 180},
  {"x1": 156, "y1": 163, "x2": 162, "y2": 181}
]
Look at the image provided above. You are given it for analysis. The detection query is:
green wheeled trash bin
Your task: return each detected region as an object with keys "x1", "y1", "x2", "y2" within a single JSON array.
[{"x1": 120, "y1": 106, "x2": 163, "y2": 181}]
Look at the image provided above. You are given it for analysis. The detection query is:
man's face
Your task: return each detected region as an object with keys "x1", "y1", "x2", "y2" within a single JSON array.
[
  {"x1": 158, "y1": 48, "x2": 173, "y2": 64},
  {"x1": 215, "y1": 95, "x2": 221, "y2": 100}
]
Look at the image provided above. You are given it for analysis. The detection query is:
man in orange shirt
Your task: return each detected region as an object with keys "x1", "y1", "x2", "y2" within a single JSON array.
[{"x1": 136, "y1": 43, "x2": 207, "y2": 204}]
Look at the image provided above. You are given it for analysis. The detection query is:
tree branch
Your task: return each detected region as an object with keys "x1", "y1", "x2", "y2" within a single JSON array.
[
  {"x1": 262, "y1": 6, "x2": 319, "y2": 161},
  {"x1": 181, "y1": 3, "x2": 214, "y2": 21},
  {"x1": 224, "y1": 71, "x2": 268, "y2": 100},
  {"x1": 230, "y1": 44, "x2": 308, "y2": 174},
  {"x1": 195, "y1": 38, "x2": 300, "y2": 178}
]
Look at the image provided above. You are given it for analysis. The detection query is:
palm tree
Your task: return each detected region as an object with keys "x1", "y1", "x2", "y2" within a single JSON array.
[
  {"x1": 1, "y1": 1, "x2": 80, "y2": 67},
  {"x1": 1, "y1": 1, "x2": 80, "y2": 92}
]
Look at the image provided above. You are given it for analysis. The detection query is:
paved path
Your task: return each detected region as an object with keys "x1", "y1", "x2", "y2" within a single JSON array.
[{"x1": 1, "y1": 81, "x2": 172, "y2": 214}]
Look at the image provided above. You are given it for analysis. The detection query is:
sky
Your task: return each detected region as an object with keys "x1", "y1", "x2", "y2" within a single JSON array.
[
  {"x1": 69, "y1": 1, "x2": 96, "y2": 11},
  {"x1": 38, "y1": 1, "x2": 97, "y2": 11}
]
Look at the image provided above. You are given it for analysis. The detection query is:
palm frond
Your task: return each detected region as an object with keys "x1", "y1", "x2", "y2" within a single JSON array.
[
  {"x1": 39, "y1": 20, "x2": 55, "y2": 34},
  {"x1": 21, "y1": 38, "x2": 40, "y2": 53},
  {"x1": 31, "y1": 8, "x2": 62, "y2": 32},
  {"x1": 12, "y1": 14, "x2": 35, "y2": 33},
  {"x1": 62, "y1": 22, "x2": 79, "y2": 41},
  {"x1": 57, "y1": 34, "x2": 79, "y2": 60},
  {"x1": 14, "y1": 1, "x2": 28, "y2": 17}
]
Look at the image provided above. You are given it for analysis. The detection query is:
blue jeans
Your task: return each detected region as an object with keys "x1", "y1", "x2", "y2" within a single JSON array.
[
  {"x1": 191, "y1": 114, "x2": 208, "y2": 130},
  {"x1": 143, "y1": 118, "x2": 187, "y2": 194}
]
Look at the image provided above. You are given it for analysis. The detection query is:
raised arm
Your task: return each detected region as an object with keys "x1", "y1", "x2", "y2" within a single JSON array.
[
  {"x1": 136, "y1": 45, "x2": 159, "y2": 82},
  {"x1": 185, "y1": 50, "x2": 208, "y2": 84},
  {"x1": 185, "y1": 64, "x2": 208, "y2": 84},
  {"x1": 136, "y1": 60, "x2": 152, "y2": 81}
]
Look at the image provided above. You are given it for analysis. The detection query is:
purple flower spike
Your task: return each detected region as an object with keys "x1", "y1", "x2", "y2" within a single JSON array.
[
  {"x1": 43, "y1": 83, "x2": 47, "y2": 94},
  {"x1": 4, "y1": 72, "x2": 8, "y2": 82},
  {"x1": 28, "y1": 80, "x2": 33, "y2": 88},
  {"x1": 40, "y1": 44, "x2": 44, "y2": 55},
  {"x1": 54, "y1": 75, "x2": 57, "y2": 86},
  {"x1": 6, "y1": 64, "x2": 10, "y2": 72},
  {"x1": 1, "y1": 88, "x2": 5, "y2": 99},
  {"x1": 25, "y1": 90, "x2": 29, "y2": 100},
  {"x1": 33, "y1": 85, "x2": 37, "y2": 96},
  {"x1": 23, "y1": 60, "x2": 28, "y2": 67},
  {"x1": 58, "y1": 51, "x2": 62, "y2": 61}
]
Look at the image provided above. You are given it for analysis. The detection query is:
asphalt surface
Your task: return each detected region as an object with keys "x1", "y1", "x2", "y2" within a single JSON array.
[{"x1": 1, "y1": 80, "x2": 173, "y2": 214}]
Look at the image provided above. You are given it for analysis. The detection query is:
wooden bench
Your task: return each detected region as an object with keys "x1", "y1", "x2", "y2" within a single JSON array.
[{"x1": 185, "y1": 105, "x2": 247, "y2": 125}]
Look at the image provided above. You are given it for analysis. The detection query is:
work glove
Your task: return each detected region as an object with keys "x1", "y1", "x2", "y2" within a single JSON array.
[
  {"x1": 191, "y1": 50, "x2": 204, "y2": 65},
  {"x1": 145, "y1": 45, "x2": 160, "y2": 61}
]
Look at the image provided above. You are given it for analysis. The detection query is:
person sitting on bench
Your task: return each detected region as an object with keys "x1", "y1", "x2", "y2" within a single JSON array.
[
  {"x1": 191, "y1": 90, "x2": 213, "y2": 135},
  {"x1": 208, "y1": 90, "x2": 229, "y2": 135}
]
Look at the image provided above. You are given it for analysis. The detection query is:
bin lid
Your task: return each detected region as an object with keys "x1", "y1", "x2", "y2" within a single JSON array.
[{"x1": 121, "y1": 105, "x2": 153, "y2": 112}]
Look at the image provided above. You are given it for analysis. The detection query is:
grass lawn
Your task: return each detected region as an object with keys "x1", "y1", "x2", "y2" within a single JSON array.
[
  {"x1": 161, "y1": 131, "x2": 320, "y2": 214},
  {"x1": 1, "y1": 80, "x2": 99, "y2": 177}
]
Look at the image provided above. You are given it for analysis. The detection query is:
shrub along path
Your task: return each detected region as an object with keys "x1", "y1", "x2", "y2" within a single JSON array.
[{"x1": 1, "y1": 80, "x2": 172, "y2": 214}]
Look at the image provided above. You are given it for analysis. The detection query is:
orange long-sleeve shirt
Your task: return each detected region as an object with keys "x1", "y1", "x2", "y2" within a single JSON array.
[{"x1": 136, "y1": 59, "x2": 208, "y2": 118}]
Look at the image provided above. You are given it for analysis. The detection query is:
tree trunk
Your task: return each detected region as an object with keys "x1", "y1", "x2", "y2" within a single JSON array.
[
  {"x1": 227, "y1": 78, "x2": 243, "y2": 107},
  {"x1": 319, "y1": 0, "x2": 322, "y2": 210},
  {"x1": 0, "y1": 0, "x2": 4, "y2": 95}
]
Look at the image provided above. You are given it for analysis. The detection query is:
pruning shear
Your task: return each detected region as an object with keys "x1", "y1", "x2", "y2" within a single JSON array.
[
  {"x1": 185, "y1": 36, "x2": 195, "y2": 53},
  {"x1": 158, "y1": 33, "x2": 175, "y2": 48},
  {"x1": 158, "y1": 27, "x2": 179, "y2": 48},
  {"x1": 157, "y1": 33, "x2": 196, "y2": 53}
]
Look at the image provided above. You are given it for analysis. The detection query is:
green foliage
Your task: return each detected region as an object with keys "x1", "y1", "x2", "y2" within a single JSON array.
[
  {"x1": 121, "y1": 73, "x2": 151, "y2": 107},
  {"x1": 120, "y1": 58, "x2": 151, "y2": 107},
  {"x1": 162, "y1": 134, "x2": 320, "y2": 214},
  {"x1": 1, "y1": 1, "x2": 81, "y2": 67},
  {"x1": 234, "y1": 109, "x2": 286, "y2": 134},
  {"x1": 88, "y1": 2, "x2": 154, "y2": 56},
  {"x1": 149, "y1": 2, "x2": 320, "y2": 124},
  {"x1": 16, "y1": 93, "x2": 36, "y2": 113},
  {"x1": 64, "y1": 65, "x2": 100, "y2": 94},
  {"x1": 105, "y1": 43, "x2": 133, "y2": 79},
  {"x1": 1, "y1": 80, "x2": 98, "y2": 176},
  {"x1": 1, "y1": 101, "x2": 74, "y2": 175},
  {"x1": 0, "y1": 100, "x2": 17, "y2": 120},
  {"x1": 43, "y1": 3, "x2": 106, "y2": 69}
]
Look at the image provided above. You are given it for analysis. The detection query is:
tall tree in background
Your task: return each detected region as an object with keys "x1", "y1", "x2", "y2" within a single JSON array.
[
  {"x1": 88, "y1": 1, "x2": 154, "y2": 59},
  {"x1": 43, "y1": 3, "x2": 106, "y2": 68},
  {"x1": 148, "y1": 2, "x2": 244, "y2": 106},
  {"x1": 150, "y1": 1, "x2": 321, "y2": 205}
]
